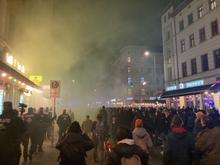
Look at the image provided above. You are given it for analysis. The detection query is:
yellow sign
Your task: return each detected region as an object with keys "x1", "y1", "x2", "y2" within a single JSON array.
[{"x1": 29, "y1": 76, "x2": 43, "y2": 86}]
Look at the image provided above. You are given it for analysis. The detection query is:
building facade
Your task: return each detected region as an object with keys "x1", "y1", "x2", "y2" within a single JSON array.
[
  {"x1": 162, "y1": 0, "x2": 220, "y2": 110},
  {"x1": 118, "y1": 46, "x2": 164, "y2": 103},
  {"x1": 0, "y1": 0, "x2": 52, "y2": 114}
]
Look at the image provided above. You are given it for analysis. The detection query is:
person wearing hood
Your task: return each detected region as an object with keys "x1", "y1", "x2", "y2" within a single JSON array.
[
  {"x1": 163, "y1": 115, "x2": 194, "y2": 165},
  {"x1": 132, "y1": 119, "x2": 153, "y2": 155}
]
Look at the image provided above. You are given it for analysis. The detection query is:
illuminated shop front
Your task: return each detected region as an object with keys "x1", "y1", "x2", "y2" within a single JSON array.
[
  {"x1": 0, "y1": 53, "x2": 41, "y2": 114},
  {"x1": 161, "y1": 80, "x2": 219, "y2": 110}
]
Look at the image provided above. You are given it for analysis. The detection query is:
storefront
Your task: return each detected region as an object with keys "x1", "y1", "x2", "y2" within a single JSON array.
[
  {"x1": 0, "y1": 54, "x2": 41, "y2": 114},
  {"x1": 161, "y1": 79, "x2": 220, "y2": 110}
]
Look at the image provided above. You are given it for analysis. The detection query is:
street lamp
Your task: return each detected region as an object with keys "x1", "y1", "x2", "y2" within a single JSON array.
[{"x1": 144, "y1": 51, "x2": 157, "y2": 96}]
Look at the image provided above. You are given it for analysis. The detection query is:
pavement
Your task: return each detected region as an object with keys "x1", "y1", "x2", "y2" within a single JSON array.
[{"x1": 19, "y1": 138, "x2": 162, "y2": 165}]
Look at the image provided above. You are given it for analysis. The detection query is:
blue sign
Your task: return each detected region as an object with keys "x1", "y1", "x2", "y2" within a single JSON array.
[{"x1": 166, "y1": 80, "x2": 204, "y2": 91}]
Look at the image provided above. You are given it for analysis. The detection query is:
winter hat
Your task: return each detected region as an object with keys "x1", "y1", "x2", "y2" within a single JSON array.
[{"x1": 135, "y1": 119, "x2": 143, "y2": 128}]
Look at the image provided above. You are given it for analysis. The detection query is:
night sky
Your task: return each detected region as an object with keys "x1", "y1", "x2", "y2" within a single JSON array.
[{"x1": 13, "y1": 0, "x2": 173, "y2": 105}]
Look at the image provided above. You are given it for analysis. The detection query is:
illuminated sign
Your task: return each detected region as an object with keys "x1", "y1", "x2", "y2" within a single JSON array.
[
  {"x1": 166, "y1": 80, "x2": 204, "y2": 91},
  {"x1": 185, "y1": 80, "x2": 204, "y2": 88},
  {"x1": 166, "y1": 85, "x2": 177, "y2": 91},
  {"x1": 29, "y1": 76, "x2": 43, "y2": 86},
  {"x1": 5, "y1": 53, "x2": 26, "y2": 74}
]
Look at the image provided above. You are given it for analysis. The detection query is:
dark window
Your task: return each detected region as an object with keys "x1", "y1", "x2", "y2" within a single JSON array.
[
  {"x1": 198, "y1": 6, "x2": 204, "y2": 18},
  {"x1": 209, "y1": 0, "x2": 217, "y2": 10},
  {"x1": 211, "y1": 20, "x2": 219, "y2": 36},
  {"x1": 179, "y1": 20, "x2": 184, "y2": 31},
  {"x1": 214, "y1": 49, "x2": 220, "y2": 68},
  {"x1": 189, "y1": 34, "x2": 195, "y2": 48},
  {"x1": 188, "y1": 13, "x2": 193, "y2": 25},
  {"x1": 180, "y1": 39, "x2": 185, "y2": 52},
  {"x1": 199, "y1": 27, "x2": 206, "y2": 42},
  {"x1": 201, "y1": 54, "x2": 209, "y2": 71},
  {"x1": 182, "y1": 62, "x2": 187, "y2": 77},
  {"x1": 191, "y1": 58, "x2": 197, "y2": 75},
  {"x1": 164, "y1": 15, "x2": 167, "y2": 23},
  {"x1": 167, "y1": 67, "x2": 172, "y2": 81}
]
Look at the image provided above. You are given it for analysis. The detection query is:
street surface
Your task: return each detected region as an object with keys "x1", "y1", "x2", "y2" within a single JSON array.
[{"x1": 19, "y1": 138, "x2": 162, "y2": 165}]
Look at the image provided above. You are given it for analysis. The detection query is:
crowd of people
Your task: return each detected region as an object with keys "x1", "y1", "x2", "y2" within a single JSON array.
[
  {"x1": 1, "y1": 102, "x2": 220, "y2": 165},
  {"x1": 77, "y1": 106, "x2": 220, "y2": 165},
  {"x1": 0, "y1": 101, "x2": 58, "y2": 164}
]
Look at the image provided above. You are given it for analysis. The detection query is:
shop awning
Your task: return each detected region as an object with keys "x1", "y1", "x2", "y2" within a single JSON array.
[
  {"x1": 161, "y1": 84, "x2": 212, "y2": 98},
  {"x1": 209, "y1": 83, "x2": 220, "y2": 92},
  {"x1": 0, "y1": 61, "x2": 40, "y2": 89}
]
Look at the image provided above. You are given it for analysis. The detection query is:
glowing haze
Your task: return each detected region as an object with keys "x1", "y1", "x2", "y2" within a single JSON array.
[{"x1": 11, "y1": 0, "x2": 171, "y2": 107}]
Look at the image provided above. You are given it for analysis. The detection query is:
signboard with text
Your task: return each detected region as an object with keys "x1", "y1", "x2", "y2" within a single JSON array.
[
  {"x1": 29, "y1": 75, "x2": 43, "y2": 86},
  {"x1": 50, "y1": 80, "x2": 61, "y2": 98}
]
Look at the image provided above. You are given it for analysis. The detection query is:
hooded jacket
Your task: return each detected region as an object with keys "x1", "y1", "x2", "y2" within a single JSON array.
[
  {"x1": 132, "y1": 127, "x2": 153, "y2": 153},
  {"x1": 163, "y1": 127, "x2": 194, "y2": 165}
]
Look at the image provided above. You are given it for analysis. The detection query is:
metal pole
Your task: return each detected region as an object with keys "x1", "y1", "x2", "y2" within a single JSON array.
[
  {"x1": 153, "y1": 54, "x2": 157, "y2": 95},
  {"x1": 51, "y1": 97, "x2": 56, "y2": 146}
]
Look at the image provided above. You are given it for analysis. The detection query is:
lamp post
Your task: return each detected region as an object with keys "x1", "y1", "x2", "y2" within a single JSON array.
[{"x1": 144, "y1": 51, "x2": 157, "y2": 96}]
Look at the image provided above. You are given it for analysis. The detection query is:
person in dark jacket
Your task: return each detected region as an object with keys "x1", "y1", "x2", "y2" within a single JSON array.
[
  {"x1": 57, "y1": 109, "x2": 72, "y2": 139},
  {"x1": 0, "y1": 101, "x2": 26, "y2": 165},
  {"x1": 163, "y1": 115, "x2": 194, "y2": 165},
  {"x1": 56, "y1": 121, "x2": 94, "y2": 165}
]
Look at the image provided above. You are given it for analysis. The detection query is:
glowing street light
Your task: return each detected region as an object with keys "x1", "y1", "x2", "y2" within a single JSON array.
[
  {"x1": 142, "y1": 81, "x2": 147, "y2": 86},
  {"x1": 144, "y1": 51, "x2": 150, "y2": 56}
]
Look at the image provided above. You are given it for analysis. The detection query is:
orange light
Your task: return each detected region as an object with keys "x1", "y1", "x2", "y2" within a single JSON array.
[
  {"x1": 21, "y1": 83, "x2": 25, "y2": 86},
  {"x1": 8, "y1": 76, "x2": 13, "y2": 80},
  {"x1": 18, "y1": 81, "x2": 21, "y2": 84}
]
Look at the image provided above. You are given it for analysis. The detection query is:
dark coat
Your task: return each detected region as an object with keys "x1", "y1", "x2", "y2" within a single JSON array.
[
  {"x1": 195, "y1": 127, "x2": 220, "y2": 165},
  {"x1": 163, "y1": 127, "x2": 194, "y2": 165},
  {"x1": 57, "y1": 132, "x2": 94, "y2": 165}
]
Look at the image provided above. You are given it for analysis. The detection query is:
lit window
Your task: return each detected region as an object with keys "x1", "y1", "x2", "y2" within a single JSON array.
[
  {"x1": 198, "y1": 6, "x2": 203, "y2": 18},
  {"x1": 189, "y1": 34, "x2": 195, "y2": 48},
  {"x1": 209, "y1": 0, "x2": 217, "y2": 10},
  {"x1": 128, "y1": 67, "x2": 131, "y2": 73},
  {"x1": 128, "y1": 57, "x2": 131, "y2": 63},
  {"x1": 180, "y1": 39, "x2": 185, "y2": 52}
]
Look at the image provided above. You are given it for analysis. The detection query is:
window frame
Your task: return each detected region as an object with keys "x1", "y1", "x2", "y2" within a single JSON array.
[
  {"x1": 201, "y1": 54, "x2": 209, "y2": 72},
  {"x1": 191, "y1": 58, "x2": 197, "y2": 75}
]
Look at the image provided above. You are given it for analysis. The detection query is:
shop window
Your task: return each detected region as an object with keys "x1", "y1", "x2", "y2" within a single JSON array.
[
  {"x1": 188, "y1": 13, "x2": 193, "y2": 25},
  {"x1": 214, "y1": 49, "x2": 220, "y2": 68},
  {"x1": 201, "y1": 54, "x2": 209, "y2": 72},
  {"x1": 182, "y1": 62, "x2": 187, "y2": 77},
  {"x1": 189, "y1": 34, "x2": 195, "y2": 48},
  {"x1": 211, "y1": 20, "x2": 219, "y2": 37},
  {"x1": 191, "y1": 58, "x2": 197, "y2": 75},
  {"x1": 199, "y1": 27, "x2": 206, "y2": 43}
]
